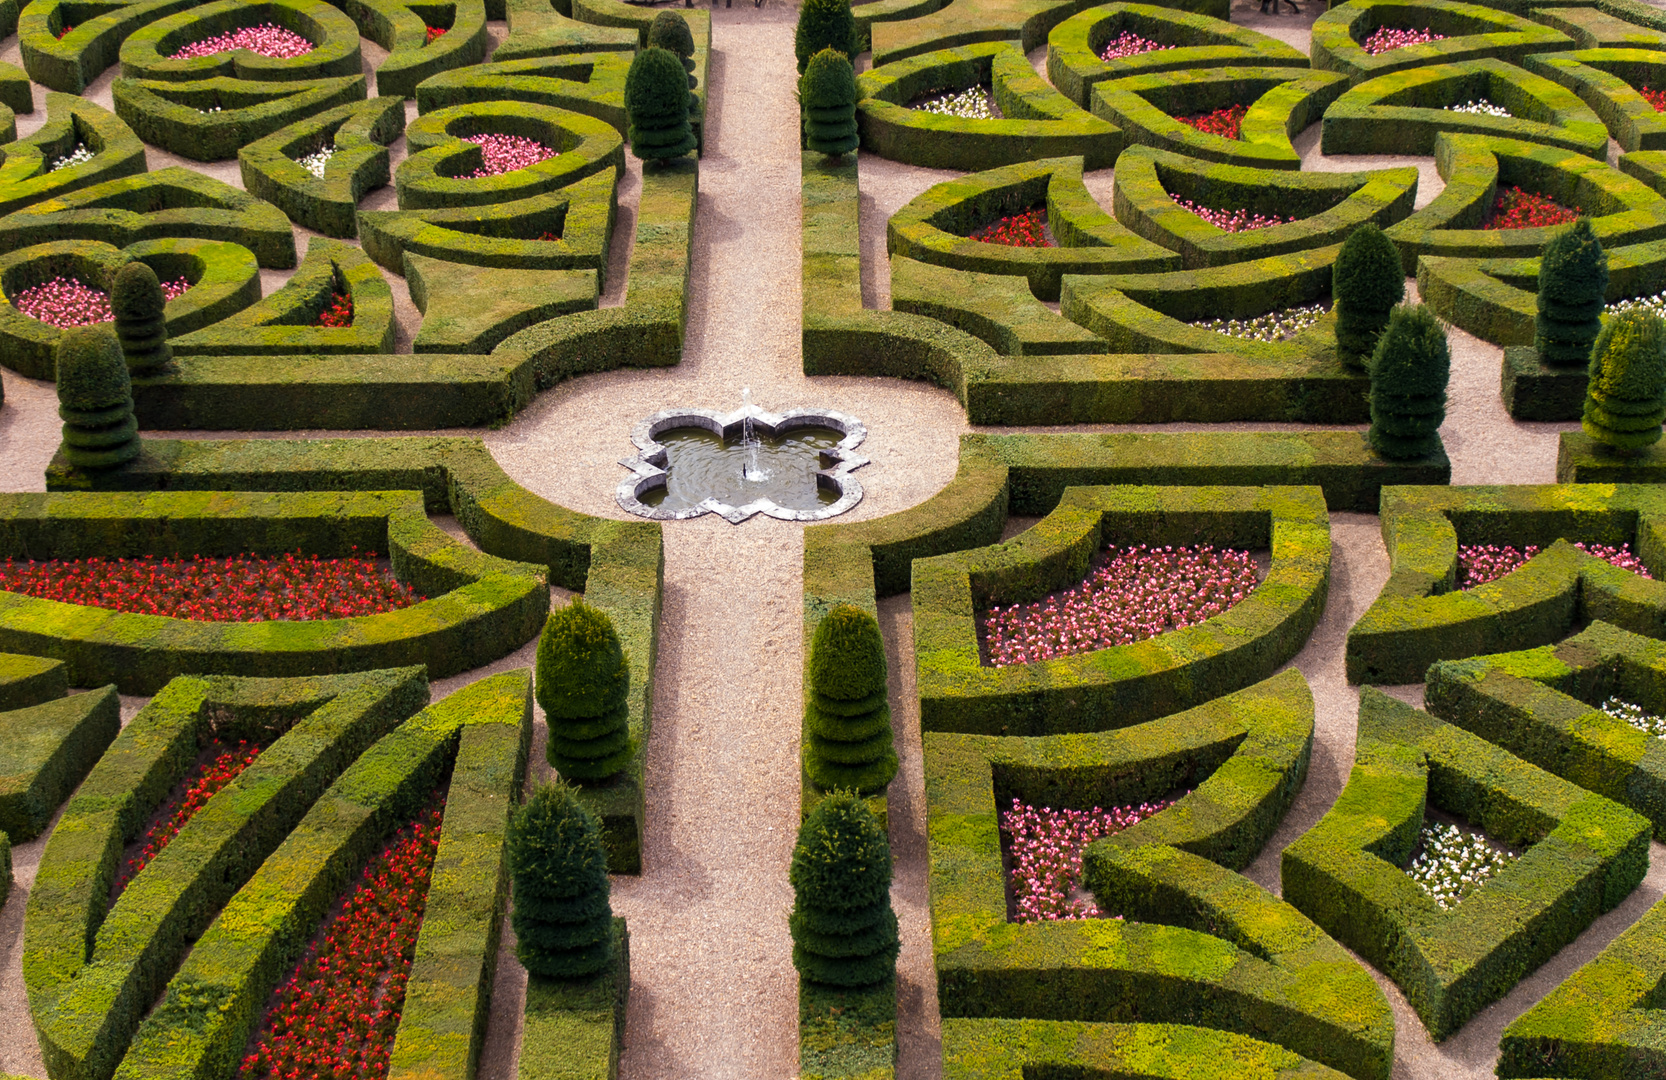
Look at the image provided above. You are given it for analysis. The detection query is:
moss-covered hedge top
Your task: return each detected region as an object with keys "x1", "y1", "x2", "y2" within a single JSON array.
[
  {"x1": 117, "y1": 0, "x2": 363, "y2": 83},
  {"x1": 1310, "y1": 0, "x2": 1574, "y2": 84}
]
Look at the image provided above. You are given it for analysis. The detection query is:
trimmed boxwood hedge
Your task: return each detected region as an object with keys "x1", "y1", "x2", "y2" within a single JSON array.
[
  {"x1": 1320, "y1": 58, "x2": 1610, "y2": 159},
  {"x1": 1533, "y1": 3, "x2": 1666, "y2": 51},
  {"x1": 1557, "y1": 428, "x2": 1666, "y2": 482},
  {"x1": 0, "y1": 59, "x2": 26, "y2": 115},
  {"x1": 406, "y1": 253, "x2": 597, "y2": 354},
  {"x1": 1525, "y1": 48, "x2": 1666, "y2": 152},
  {"x1": 943, "y1": 1020, "x2": 1353, "y2": 1080},
  {"x1": 395, "y1": 100, "x2": 624, "y2": 211},
  {"x1": 19, "y1": 0, "x2": 204, "y2": 93},
  {"x1": 23, "y1": 666, "x2": 431, "y2": 1080},
  {"x1": 237, "y1": 95, "x2": 406, "y2": 238},
  {"x1": 1282, "y1": 688, "x2": 1651, "y2": 1041},
  {"x1": 517, "y1": 922, "x2": 631, "y2": 1080},
  {"x1": 799, "y1": 978, "x2": 894, "y2": 1080},
  {"x1": 496, "y1": 0, "x2": 637, "y2": 60},
  {"x1": 356, "y1": 0, "x2": 490, "y2": 100},
  {"x1": 1310, "y1": 0, "x2": 1575, "y2": 86},
  {"x1": 890, "y1": 255, "x2": 1107, "y2": 356},
  {"x1": 868, "y1": 0, "x2": 1193, "y2": 68},
  {"x1": 0, "y1": 489, "x2": 550, "y2": 694},
  {"x1": 913, "y1": 484, "x2": 1329, "y2": 736},
  {"x1": 1046, "y1": 2, "x2": 1305, "y2": 109},
  {"x1": 1345, "y1": 483, "x2": 1666, "y2": 684},
  {"x1": 112, "y1": 72, "x2": 368, "y2": 162},
  {"x1": 0, "y1": 685, "x2": 120, "y2": 843},
  {"x1": 116, "y1": 0, "x2": 363, "y2": 83},
  {"x1": 856, "y1": 43, "x2": 1122, "y2": 171},
  {"x1": 0, "y1": 94, "x2": 146, "y2": 219},
  {"x1": 0, "y1": 652, "x2": 68, "y2": 711},
  {"x1": 414, "y1": 51, "x2": 634, "y2": 136}
]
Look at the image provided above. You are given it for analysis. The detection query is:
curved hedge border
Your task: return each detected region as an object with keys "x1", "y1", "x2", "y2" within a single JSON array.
[
  {"x1": 1321, "y1": 57, "x2": 1610, "y2": 158},
  {"x1": 856, "y1": 43, "x2": 1121, "y2": 172},
  {"x1": 496, "y1": 0, "x2": 636, "y2": 60},
  {"x1": 926, "y1": 669, "x2": 1395, "y2": 1080},
  {"x1": 1533, "y1": 3, "x2": 1666, "y2": 51},
  {"x1": 172, "y1": 236, "x2": 396, "y2": 355},
  {"x1": 890, "y1": 255, "x2": 1107, "y2": 355},
  {"x1": 20, "y1": 0, "x2": 203, "y2": 93},
  {"x1": 1310, "y1": 0, "x2": 1574, "y2": 85},
  {"x1": 395, "y1": 100, "x2": 624, "y2": 211},
  {"x1": 414, "y1": 51, "x2": 633, "y2": 136},
  {"x1": 1525, "y1": 48, "x2": 1666, "y2": 152},
  {"x1": 237, "y1": 95, "x2": 406, "y2": 239},
  {"x1": 1088, "y1": 66, "x2": 1348, "y2": 171},
  {"x1": 112, "y1": 72, "x2": 367, "y2": 161},
  {"x1": 868, "y1": 0, "x2": 1183, "y2": 68},
  {"x1": 1110, "y1": 145, "x2": 1418, "y2": 269},
  {"x1": 1283, "y1": 688, "x2": 1651, "y2": 1041},
  {"x1": 406, "y1": 252, "x2": 597, "y2": 354},
  {"x1": 0, "y1": 489, "x2": 549, "y2": 694},
  {"x1": 0, "y1": 652, "x2": 67, "y2": 711},
  {"x1": 1047, "y1": 2, "x2": 1305, "y2": 109},
  {"x1": 914, "y1": 484, "x2": 1330, "y2": 735},
  {"x1": 1346, "y1": 484, "x2": 1666, "y2": 684},
  {"x1": 352, "y1": 0, "x2": 490, "y2": 99},
  {"x1": 117, "y1": 0, "x2": 362, "y2": 82},
  {"x1": 0, "y1": 94, "x2": 146, "y2": 219},
  {"x1": 23, "y1": 667, "x2": 431, "y2": 1080},
  {"x1": 0, "y1": 686, "x2": 120, "y2": 843},
  {"x1": 0, "y1": 60, "x2": 25, "y2": 115},
  {"x1": 943, "y1": 1020, "x2": 1354, "y2": 1080}
]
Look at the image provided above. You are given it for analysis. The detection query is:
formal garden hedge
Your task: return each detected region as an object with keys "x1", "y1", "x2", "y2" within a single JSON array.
[
  {"x1": 112, "y1": 72, "x2": 368, "y2": 161},
  {"x1": 942, "y1": 1020, "x2": 1359, "y2": 1080},
  {"x1": 1525, "y1": 48, "x2": 1666, "y2": 152},
  {"x1": 19, "y1": 0, "x2": 206, "y2": 93},
  {"x1": 0, "y1": 94, "x2": 146, "y2": 218},
  {"x1": 414, "y1": 51, "x2": 634, "y2": 135},
  {"x1": 237, "y1": 95, "x2": 406, "y2": 238},
  {"x1": 1283, "y1": 689, "x2": 1651, "y2": 1040},
  {"x1": 356, "y1": 0, "x2": 490, "y2": 99},
  {"x1": 0, "y1": 683, "x2": 119, "y2": 843},
  {"x1": 867, "y1": 0, "x2": 1160, "y2": 68},
  {"x1": 395, "y1": 100, "x2": 623, "y2": 210},
  {"x1": 0, "y1": 651, "x2": 67, "y2": 711},
  {"x1": 115, "y1": 0, "x2": 363, "y2": 83},
  {"x1": 1310, "y1": 0, "x2": 1575, "y2": 84}
]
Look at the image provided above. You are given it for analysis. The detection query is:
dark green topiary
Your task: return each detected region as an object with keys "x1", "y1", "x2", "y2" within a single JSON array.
[
  {"x1": 55, "y1": 326, "x2": 140, "y2": 470},
  {"x1": 795, "y1": 0, "x2": 856, "y2": 74},
  {"x1": 805, "y1": 604, "x2": 896, "y2": 793},
  {"x1": 800, "y1": 48, "x2": 858, "y2": 158},
  {"x1": 1536, "y1": 218, "x2": 1609, "y2": 368},
  {"x1": 1333, "y1": 223, "x2": 1405, "y2": 370},
  {"x1": 110, "y1": 261, "x2": 173, "y2": 373},
  {"x1": 625, "y1": 47, "x2": 696, "y2": 162},
  {"x1": 1368, "y1": 304, "x2": 1450, "y2": 460},
  {"x1": 1582, "y1": 311, "x2": 1666, "y2": 454},
  {"x1": 789, "y1": 791, "x2": 899, "y2": 988},
  {"x1": 647, "y1": 11, "x2": 696, "y2": 90},
  {"x1": 509, "y1": 782, "x2": 616, "y2": 979},
  {"x1": 536, "y1": 599, "x2": 632, "y2": 781}
]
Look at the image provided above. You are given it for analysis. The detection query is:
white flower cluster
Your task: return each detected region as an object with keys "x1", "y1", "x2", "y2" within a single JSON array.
[
  {"x1": 911, "y1": 86, "x2": 1002, "y2": 120},
  {"x1": 294, "y1": 145, "x2": 336, "y2": 178},
  {"x1": 1405, "y1": 821, "x2": 1516, "y2": 910},
  {"x1": 1607, "y1": 291, "x2": 1666, "y2": 317},
  {"x1": 1192, "y1": 302, "x2": 1327, "y2": 343},
  {"x1": 1447, "y1": 99, "x2": 1511, "y2": 117},
  {"x1": 1601, "y1": 696, "x2": 1666, "y2": 737},
  {"x1": 48, "y1": 143, "x2": 94, "y2": 171},
  {"x1": 199, "y1": 106, "x2": 223, "y2": 114}
]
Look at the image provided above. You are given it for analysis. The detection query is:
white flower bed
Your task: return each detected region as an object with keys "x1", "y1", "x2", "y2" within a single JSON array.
[
  {"x1": 1447, "y1": 99, "x2": 1511, "y2": 117},
  {"x1": 1405, "y1": 820, "x2": 1516, "y2": 910},
  {"x1": 1192, "y1": 302, "x2": 1328, "y2": 343},
  {"x1": 911, "y1": 86, "x2": 1002, "y2": 120},
  {"x1": 1601, "y1": 696, "x2": 1666, "y2": 737},
  {"x1": 48, "y1": 143, "x2": 94, "y2": 171},
  {"x1": 294, "y1": 145, "x2": 336, "y2": 178},
  {"x1": 1607, "y1": 291, "x2": 1666, "y2": 317}
]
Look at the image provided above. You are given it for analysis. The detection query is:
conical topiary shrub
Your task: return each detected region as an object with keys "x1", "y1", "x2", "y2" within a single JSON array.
[
  {"x1": 1368, "y1": 304, "x2": 1450, "y2": 460},
  {"x1": 800, "y1": 48, "x2": 858, "y2": 158},
  {"x1": 509, "y1": 782, "x2": 616, "y2": 979},
  {"x1": 625, "y1": 46, "x2": 697, "y2": 163},
  {"x1": 1582, "y1": 310, "x2": 1666, "y2": 454},
  {"x1": 795, "y1": 0, "x2": 856, "y2": 74},
  {"x1": 111, "y1": 261, "x2": 172, "y2": 373},
  {"x1": 647, "y1": 11, "x2": 696, "y2": 90},
  {"x1": 790, "y1": 791, "x2": 899, "y2": 988},
  {"x1": 804, "y1": 604, "x2": 896, "y2": 794},
  {"x1": 1537, "y1": 218, "x2": 1609, "y2": 368},
  {"x1": 536, "y1": 599, "x2": 633, "y2": 781},
  {"x1": 56, "y1": 325, "x2": 141, "y2": 470},
  {"x1": 1333, "y1": 223, "x2": 1405, "y2": 370}
]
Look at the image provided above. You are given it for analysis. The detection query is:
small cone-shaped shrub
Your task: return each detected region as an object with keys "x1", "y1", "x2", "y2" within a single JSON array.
[
  {"x1": 647, "y1": 11, "x2": 696, "y2": 89},
  {"x1": 1536, "y1": 218, "x2": 1609, "y2": 367},
  {"x1": 625, "y1": 47, "x2": 696, "y2": 162},
  {"x1": 795, "y1": 0, "x2": 857, "y2": 74},
  {"x1": 1333, "y1": 223, "x2": 1405, "y2": 369},
  {"x1": 509, "y1": 783, "x2": 616, "y2": 979},
  {"x1": 804, "y1": 605, "x2": 896, "y2": 794},
  {"x1": 1582, "y1": 311, "x2": 1666, "y2": 453},
  {"x1": 111, "y1": 261, "x2": 172, "y2": 373},
  {"x1": 56, "y1": 325, "x2": 140, "y2": 470},
  {"x1": 1368, "y1": 304, "x2": 1450, "y2": 459},
  {"x1": 790, "y1": 791, "x2": 899, "y2": 987},
  {"x1": 800, "y1": 48, "x2": 858, "y2": 158},
  {"x1": 537, "y1": 599, "x2": 632, "y2": 781}
]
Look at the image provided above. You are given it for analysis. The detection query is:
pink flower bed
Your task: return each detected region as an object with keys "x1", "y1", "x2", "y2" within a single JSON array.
[
  {"x1": 1362, "y1": 27, "x2": 1445, "y2": 55},
  {"x1": 170, "y1": 23, "x2": 314, "y2": 59},
  {"x1": 980, "y1": 544, "x2": 1261, "y2": 667},
  {"x1": 1458, "y1": 542, "x2": 1651, "y2": 589},
  {"x1": 464, "y1": 134, "x2": 557, "y2": 177},
  {"x1": 1003, "y1": 796, "x2": 1178, "y2": 921},
  {"x1": 1099, "y1": 32, "x2": 1171, "y2": 62},
  {"x1": 12, "y1": 275, "x2": 190, "y2": 327},
  {"x1": 1172, "y1": 196, "x2": 1295, "y2": 233}
]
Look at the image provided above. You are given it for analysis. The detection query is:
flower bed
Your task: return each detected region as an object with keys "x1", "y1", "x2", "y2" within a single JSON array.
[
  {"x1": 1457, "y1": 542, "x2": 1649, "y2": 588},
  {"x1": 49, "y1": 144, "x2": 94, "y2": 172},
  {"x1": 170, "y1": 23, "x2": 315, "y2": 60},
  {"x1": 1174, "y1": 104, "x2": 1246, "y2": 140},
  {"x1": 1191, "y1": 302, "x2": 1328, "y2": 343},
  {"x1": 116, "y1": 740, "x2": 262, "y2": 893},
  {"x1": 1405, "y1": 819, "x2": 1517, "y2": 910},
  {"x1": 1361, "y1": 27, "x2": 1445, "y2": 55},
  {"x1": 1171, "y1": 196, "x2": 1295, "y2": 233},
  {"x1": 1001, "y1": 796, "x2": 1177, "y2": 921},
  {"x1": 463, "y1": 133, "x2": 557, "y2": 178},
  {"x1": 1607, "y1": 290, "x2": 1666, "y2": 317},
  {"x1": 1640, "y1": 86, "x2": 1665, "y2": 113},
  {"x1": 979, "y1": 543, "x2": 1261, "y2": 666},
  {"x1": 317, "y1": 288, "x2": 353, "y2": 327},
  {"x1": 10, "y1": 275, "x2": 192, "y2": 327},
  {"x1": 295, "y1": 145, "x2": 335, "y2": 178},
  {"x1": 0, "y1": 550, "x2": 425, "y2": 621},
  {"x1": 1600, "y1": 696, "x2": 1666, "y2": 737},
  {"x1": 1447, "y1": 99, "x2": 1510, "y2": 117},
  {"x1": 1483, "y1": 186, "x2": 1580, "y2": 230},
  {"x1": 968, "y1": 206, "x2": 1056, "y2": 247},
  {"x1": 240, "y1": 797, "x2": 445, "y2": 1080},
  {"x1": 909, "y1": 86, "x2": 1002, "y2": 120},
  {"x1": 425, "y1": 26, "x2": 447, "y2": 45},
  {"x1": 1099, "y1": 32, "x2": 1170, "y2": 63}
]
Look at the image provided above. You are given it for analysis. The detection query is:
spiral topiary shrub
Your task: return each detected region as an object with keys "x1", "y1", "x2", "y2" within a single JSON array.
[
  {"x1": 800, "y1": 48, "x2": 858, "y2": 159},
  {"x1": 790, "y1": 791, "x2": 899, "y2": 988},
  {"x1": 1536, "y1": 218, "x2": 1609, "y2": 368},
  {"x1": 625, "y1": 46, "x2": 696, "y2": 163},
  {"x1": 1334, "y1": 223, "x2": 1405, "y2": 370},
  {"x1": 55, "y1": 325, "x2": 140, "y2": 470},
  {"x1": 1368, "y1": 304, "x2": 1450, "y2": 460},
  {"x1": 536, "y1": 599, "x2": 632, "y2": 781},
  {"x1": 110, "y1": 261, "x2": 172, "y2": 374},
  {"x1": 1582, "y1": 310, "x2": 1666, "y2": 454},
  {"x1": 648, "y1": 11, "x2": 696, "y2": 90},
  {"x1": 795, "y1": 0, "x2": 856, "y2": 75},
  {"x1": 804, "y1": 604, "x2": 896, "y2": 793},
  {"x1": 508, "y1": 782, "x2": 616, "y2": 979}
]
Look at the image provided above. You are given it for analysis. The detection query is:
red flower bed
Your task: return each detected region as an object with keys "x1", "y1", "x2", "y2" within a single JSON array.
[
  {"x1": 0, "y1": 550, "x2": 426, "y2": 622},
  {"x1": 1484, "y1": 186, "x2": 1580, "y2": 230},
  {"x1": 1175, "y1": 104, "x2": 1247, "y2": 140},
  {"x1": 1003, "y1": 797, "x2": 1178, "y2": 921},
  {"x1": 12, "y1": 275, "x2": 191, "y2": 328},
  {"x1": 425, "y1": 25, "x2": 447, "y2": 44},
  {"x1": 1459, "y1": 543, "x2": 1651, "y2": 588},
  {"x1": 116, "y1": 741, "x2": 262, "y2": 893},
  {"x1": 1641, "y1": 86, "x2": 1666, "y2": 112},
  {"x1": 241, "y1": 798, "x2": 445, "y2": 1080},
  {"x1": 317, "y1": 289, "x2": 353, "y2": 327},
  {"x1": 56, "y1": 25, "x2": 73, "y2": 39},
  {"x1": 969, "y1": 206, "x2": 1055, "y2": 247}
]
